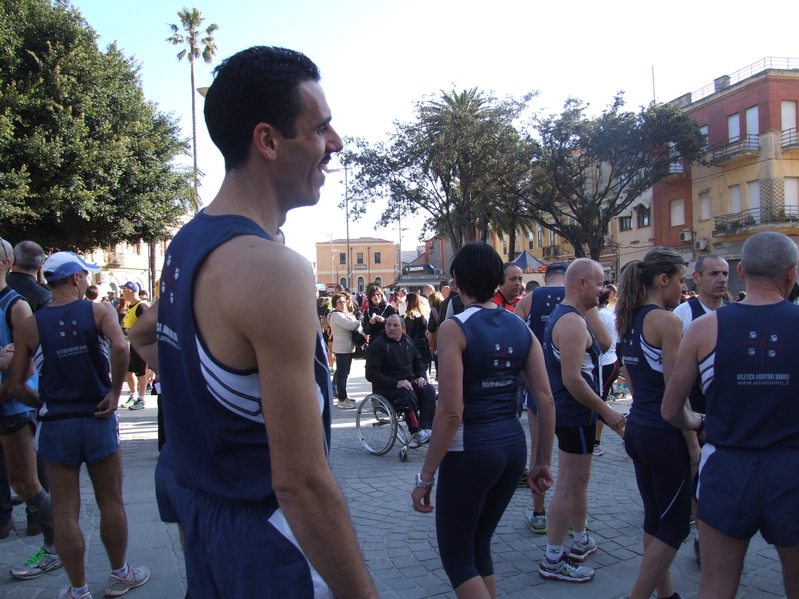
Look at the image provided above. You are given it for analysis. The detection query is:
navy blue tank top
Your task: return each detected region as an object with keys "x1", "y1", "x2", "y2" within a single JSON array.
[
  {"x1": 702, "y1": 301, "x2": 799, "y2": 449},
  {"x1": 527, "y1": 286, "x2": 565, "y2": 344},
  {"x1": 34, "y1": 300, "x2": 109, "y2": 413},
  {"x1": 623, "y1": 305, "x2": 675, "y2": 430},
  {"x1": 0, "y1": 288, "x2": 37, "y2": 416},
  {"x1": 544, "y1": 303, "x2": 600, "y2": 427},
  {"x1": 157, "y1": 211, "x2": 333, "y2": 503},
  {"x1": 447, "y1": 306, "x2": 532, "y2": 451}
]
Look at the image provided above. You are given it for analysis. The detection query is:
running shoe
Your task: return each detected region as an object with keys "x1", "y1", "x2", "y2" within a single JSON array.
[
  {"x1": 525, "y1": 510, "x2": 548, "y2": 534},
  {"x1": 124, "y1": 395, "x2": 136, "y2": 407},
  {"x1": 518, "y1": 468, "x2": 529, "y2": 487},
  {"x1": 10, "y1": 547, "x2": 62, "y2": 579},
  {"x1": 128, "y1": 399, "x2": 145, "y2": 411},
  {"x1": 568, "y1": 537, "x2": 598, "y2": 562},
  {"x1": 336, "y1": 398, "x2": 357, "y2": 410},
  {"x1": 538, "y1": 553, "x2": 594, "y2": 582},
  {"x1": 104, "y1": 561, "x2": 150, "y2": 597},
  {"x1": 58, "y1": 586, "x2": 93, "y2": 599},
  {"x1": 592, "y1": 444, "x2": 604, "y2": 456},
  {"x1": 417, "y1": 429, "x2": 432, "y2": 444}
]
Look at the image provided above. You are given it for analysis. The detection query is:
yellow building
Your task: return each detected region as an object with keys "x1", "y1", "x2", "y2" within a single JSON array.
[{"x1": 315, "y1": 237, "x2": 399, "y2": 292}]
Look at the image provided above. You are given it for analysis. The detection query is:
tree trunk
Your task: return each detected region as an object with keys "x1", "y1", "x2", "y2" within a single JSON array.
[
  {"x1": 190, "y1": 54, "x2": 199, "y2": 213},
  {"x1": 149, "y1": 242, "x2": 157, "y2": 297}
]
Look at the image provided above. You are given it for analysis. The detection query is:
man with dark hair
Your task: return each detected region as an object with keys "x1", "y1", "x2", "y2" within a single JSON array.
[
  {"x1": 84, "y1": 285, "x2": 99, "y2": 302},
  {"x1": 663, "y1": 232, "x2": 799, "y2": 599},
  {"x1": 365, "y1": 314, "x2": 435, "y2": 443},
  {"x1": 493, "y1": 263, "x2": 524, "y2": 312},
  {"x1": 7, "y1": 240, "x2": 51, "y2": 312},
  {"x1": 7, "y1": 251, "x2": 148, "y2": 599},
  {"x1": 138, "y1": 46, "x2": 376, "y2": 598}
]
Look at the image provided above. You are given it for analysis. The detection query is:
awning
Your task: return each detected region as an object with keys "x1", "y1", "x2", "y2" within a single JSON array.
[{"x1": 512, "y1": 250, "x2": 548, "y2": 274}]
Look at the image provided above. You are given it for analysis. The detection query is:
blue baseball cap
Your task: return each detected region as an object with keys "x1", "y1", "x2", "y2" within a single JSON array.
[
  {"x1": 119, "y1": 281, "x2": 140, "y2": 293},
  {"x1": 43, "y1": 252, "x2": 101, "y2": 283}
]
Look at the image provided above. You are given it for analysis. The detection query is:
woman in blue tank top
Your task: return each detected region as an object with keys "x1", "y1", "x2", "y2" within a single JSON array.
[
  {"x1": 615, "y1": 247, "x2": 699, "y2": 599},
  {"x1": 410, "y1": 242, "x2": 556, "y2": 598}
]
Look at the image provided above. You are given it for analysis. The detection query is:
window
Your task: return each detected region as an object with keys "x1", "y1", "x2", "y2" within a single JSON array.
[
  {"x1": 528, "y1": 231, "x2": 534, "y2": 250},
  {"x1": 339, "y1": 277, "x2": 347, "y2": 287},
  {"x1": 514, "y1": 236, "x2": 520, "y2": 252},
  {"x1": 785, "y1": 178, "x2": 799, "y2": 213},
  {"x1": 357, "y1": 277, "x2": 365, "y2": 293},
  {"x1": 670, "y1": 199, "x2": 685, "y2": 227},
  {"x1": 356, "y1": 252, "x2": 363, "y2": 265},
  {"x1": 502, "y1": 236, "x2": 508, "y2": 255},
  {"x1": 637, "y1": 205, "x2": 651, "y2": 227},
  {"x1": 549, "y1": 230, "x2": 557, "y2": 246},
  {"x1": 747, "y1": 180, "x2": 761, "y2": 222},
  {"x1": 374, "y1": 277, "x2": 382, "y2": 287},
  {"x1": 699, "y1": 191, "x2": 711, "y2": 221},
  {"x1": 782, "y1": 101, "x2": 797, "y2": 131},
  {"x1": 699, "y1": 125, "x2": 708, "y2": 151},
  {"x1": 728, "y1": 113, "x2": 740, "y2": 143},
  {"x1": 339, "y1": 252, "x2": 346, "y2": 265},
  {"x1": 619, "y1": 215, "x2": 633, "y2": 231},
  {"x1": 729, "y1": 185, "x2": 741, "y2": 213},
  {"x1": 374, "y1": 252, "x2": 381, "y2": 264},
  {"x1": 746, "y1": 106, "x2": 759, "y2": 137},
  {"x1": 537, "y1": 227, "x2": 543, "y2": 248}
]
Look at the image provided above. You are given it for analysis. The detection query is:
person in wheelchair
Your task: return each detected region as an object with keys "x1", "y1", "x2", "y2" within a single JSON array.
[{"x1": 365, "y1": 314, "x2": 436, "y2": 444}]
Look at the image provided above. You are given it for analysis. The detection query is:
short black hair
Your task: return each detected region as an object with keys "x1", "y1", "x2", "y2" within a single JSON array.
[
  {"x1": 204, "y1": 46, "x2": 321, "y2": 171},
  {"x1": 450, "y1": 242, "x2": 503, "y2": 303}
]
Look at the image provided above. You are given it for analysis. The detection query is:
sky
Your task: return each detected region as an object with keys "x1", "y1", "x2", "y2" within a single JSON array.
[{"x1": 69, "y1": 0, "x2": 798, "y2": 268}]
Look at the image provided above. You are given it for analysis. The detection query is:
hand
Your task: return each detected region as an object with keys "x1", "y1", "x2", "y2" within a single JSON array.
[
  {"x1": 527, "y1": 465, "x2": 554, "y2": 495},
  {"x1": 415, "y1": 377, "x2": 427, "y2": 387},
  {"x1": 412, "y1": 486, "x2": 433, "y2": 513},
  {"x1": 397, "y1": 379, "x2": 413, "y2": 390},
  {"x1": 0, "y1": 343, "x2": 14, "y2": 371},
  {"x1": 94, "y1": 392, "x2": 120, "y2": 418},
  {"x1": 603, "y1": 408, "x2": 626, "y2": 432},
  {"x1": 688, "y1": 439, "x2": 701, "y2": 467},
  {"x1": 369, "y1": 317, "x2": 376, "y2": 324}
]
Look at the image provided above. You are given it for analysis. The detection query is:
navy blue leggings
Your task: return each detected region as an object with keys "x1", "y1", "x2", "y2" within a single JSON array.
[
  {"x1": 435, "y1": 439, "x2": 526, "y2": 589},
  {"x1": 624, "y1": 422, "x2": 692, "y2": 549}
]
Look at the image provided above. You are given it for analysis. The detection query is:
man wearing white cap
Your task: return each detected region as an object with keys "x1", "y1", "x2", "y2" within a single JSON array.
[
  {"x1": 7, "y1": 251, "x2": 149, "y2": 599},
  {"x1": 119, "y1": 282, "x2": 148, "y2": 410}
]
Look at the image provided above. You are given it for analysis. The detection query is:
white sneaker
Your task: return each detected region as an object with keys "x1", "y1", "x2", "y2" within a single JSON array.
[
  {"x1": 104, "y1": 560, "x2": 150, "y2": 597},
  {"x1": 417, "y1": 429, "x2": 432, "y2": 444}
]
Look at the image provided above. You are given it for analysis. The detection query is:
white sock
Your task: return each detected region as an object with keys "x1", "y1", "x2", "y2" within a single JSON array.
[
  {"x1": 71, "y1": 585, "x2": 89, "y2": 597},
  {"x1": 572, "y1": 529, "x2": 587, "y2": 544},
  {"x1": 546, "y1": 544, "x2": 563, "y2": 562},
  {"x1": 137, "y1": 396, "x2": 145, "y2": 402},
  {"x1": 111, "y1": 563, "x2": 129, "y2": 578}
]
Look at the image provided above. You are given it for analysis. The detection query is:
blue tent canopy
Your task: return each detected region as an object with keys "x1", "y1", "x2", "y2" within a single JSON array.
[{"x1": 512, "y1": 250, "x2": 547, "y2": 274}]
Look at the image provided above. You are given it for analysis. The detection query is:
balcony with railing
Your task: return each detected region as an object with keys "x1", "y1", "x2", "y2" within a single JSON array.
[
  {"x1": 690, "y1": 57, "x2": 799, "y2": 103},
  {"x1": 661, "y1": 160, "x2": 685, "y2": 182},
  {"x1": 542, "y1": 245, "x2": 560, "y2": 258},
  {"x1": 105, "y1": 252, "x2": 125, "y2": 266},
  {"x1": 709, "y1": 135, "x2": 760, "y2": 166},
  {"x1": 713, "y1": 206, "x2": 799, "y2": 236},
  {"x1": 783, "y1": 128, "x2": 799, "y2": 151}
]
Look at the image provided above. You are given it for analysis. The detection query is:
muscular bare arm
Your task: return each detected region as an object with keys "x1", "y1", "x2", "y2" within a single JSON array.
[
  {"x1": 2, "y1": 299, "x2": 37, "y2": 406},
  {"x1": 554, "y1": 312, "x2": 625, "y2": 431},
  {"x1": 5, "y1": 315, "x2": 40, "y2": 408},
  {"x1": 206, "y1": 239, "x2": 377, "y2": 599},
  {"x1": 585, "y1": 306, "x2": 611, "y2": 353},
  {"x1": 129, "y1": 300, "x2": 159, "y2": 371}
]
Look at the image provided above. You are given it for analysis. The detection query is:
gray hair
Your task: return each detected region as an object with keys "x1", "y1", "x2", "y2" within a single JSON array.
[
  {"x1": 694, "y1": 253, "x2": 726, "y2": 275},
  {"x1": 741, "y1": 232, "x2": 799, "y2": 281},
  {"x1": 13, "y1": 240, "x2": 45, "y2": 271}
]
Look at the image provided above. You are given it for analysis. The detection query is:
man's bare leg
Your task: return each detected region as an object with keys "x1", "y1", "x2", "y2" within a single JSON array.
[
  {"x1": 775, "y1": 544, "x2": 799, "y2": 599},
  {"x1": 527, "y1": 411, "x2": 546, "y2": 514},
  {"x1": 0, "y1": 426, "x2": 41, "y2": 501},
  {"x1": 136, "y1": 374, "x2": 147, "y2": 398},
  {"x1": 86, "y1": 449, "x2": 128, "y2": 570},
  {"x1": 125, "y1": 372, "x2": 136, "y2": 396},
  {"x1": 697, "y1": 520, "x2": 748, "y2": 599},
  {"x1": 546, "y1": 451, "x2": 592, "y2": 549},
  {"x1": 43, "y1": 459, "x2": 85, "y2": 587}
]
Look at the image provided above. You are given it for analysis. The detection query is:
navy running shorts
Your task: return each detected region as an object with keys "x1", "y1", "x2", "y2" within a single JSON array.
[
  {"x1": 697, "y1": 443, "x2": 799, "y2": 547},
  {"x1": 36, "y1": 413, "x2": 119, "y2": 466},
  {"x1": 555, "y1": 424, "x2": 597, "y2": 455},
  {"x1": 154, "y1": 445, "x2": 189, "y2": 524},
  {"x1": 0, "y1": 411, "x2": 34, "y2": 436}
]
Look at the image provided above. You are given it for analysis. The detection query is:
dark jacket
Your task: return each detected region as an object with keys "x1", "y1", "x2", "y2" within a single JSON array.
[
  {"x1": 365, "y1": 331, "x2": 426, "y2": 393},
  {"x1": 5, "y1": 271, "x2": 51, "y2": 312},
  {"x1": 404, "y1": 314, "x2": 431, "y2": 363},
  {"x1": 362, "y1": 302, "x2": 396, "y2": 340}
]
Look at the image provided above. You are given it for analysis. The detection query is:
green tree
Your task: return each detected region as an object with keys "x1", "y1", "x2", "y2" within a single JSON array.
[
  {"x1": 518, "y1": 96, "x2": 706, "y2": 260},
  {"x1": 346, "y1": 88, "x2": 534, "y2": 252},
  {"x1": 0, "y1": 0, "x2": 194, "y2": 255},
  {"x1": 167, "y1": 7, "x2": 218, "y2": 212}
]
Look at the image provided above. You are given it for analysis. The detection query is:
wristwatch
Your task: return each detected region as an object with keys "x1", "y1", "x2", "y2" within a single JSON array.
[
  {"x1": 415, "y1": 473, "x2": 434, "y2": 489},
  {"x1": 694, "y1": 413, "x2": 705, "y2": 435}
]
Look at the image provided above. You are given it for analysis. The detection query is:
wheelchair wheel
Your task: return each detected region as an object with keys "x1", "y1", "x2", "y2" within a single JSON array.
[
  {"x1": 399, "y1": 446, "x2": 409, "y2": 462},
  {"x1": 356, "y1": 394, "x2": 398, "y2": 456}
]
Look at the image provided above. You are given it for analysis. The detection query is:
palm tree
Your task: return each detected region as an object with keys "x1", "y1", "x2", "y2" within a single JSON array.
[{"x1": 167, "y1": 8, "x2": 218, "y2": 213}]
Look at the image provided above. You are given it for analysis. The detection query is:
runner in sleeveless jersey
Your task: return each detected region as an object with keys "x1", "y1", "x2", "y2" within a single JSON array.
[
  {"x1": 615, "y1": 247, "x2": 697, "y2": 599},
  {"x1": 136, "y1": 47, "x2": 376, "y2": 599},
  {"x1": 663, "y1": 232, "x2": 799, "y2": 599},
  {"x1": 411, "y1": 242, "x2": 555, "y2": 597},
  {"x1": 8, "y1": 251, "x2": 148, "y2": 599},
  {"x1": 539, "y1": 259, "x2": 624, "y2": 583}
]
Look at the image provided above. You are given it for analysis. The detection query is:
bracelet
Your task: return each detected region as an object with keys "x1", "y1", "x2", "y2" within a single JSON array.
[
  {"x1": 422, "y1": 466, "x2": 436, "y2": 477},
  {"x1": 415, "y1": 473, "x2": 434, "y2": 489}
]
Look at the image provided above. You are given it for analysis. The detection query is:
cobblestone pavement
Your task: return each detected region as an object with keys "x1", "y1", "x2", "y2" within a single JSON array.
[{"x1": 0, "y1": 359, "x2": 784, "y2": 598}]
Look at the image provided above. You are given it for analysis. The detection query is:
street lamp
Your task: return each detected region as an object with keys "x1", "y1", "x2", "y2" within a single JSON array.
[{"x1": 327, "y1": 165, "x2": 352, "y2": 291}]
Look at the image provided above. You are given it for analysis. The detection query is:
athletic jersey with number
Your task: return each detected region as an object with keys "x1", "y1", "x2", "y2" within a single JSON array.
[
  {"x1": 526, "y1": 286, "x2": 565, "y2": 343},
  {"x1": 701, "y1": 301, "x2": 799, "y2": 449},
  {"x1": 622, "y1": 304, "x2": 675, "y2": 430},
  {"x1": 33, "y1": 300, "x2": 108, "y2": 413},
  {"x1": 544, "y1": 303, "x2": 600, "y2": 427},
  {"x1": 0, "y1": 288, "x2": 37, "y2": 416},
  {"x1": 448, "y1": 306, "x2": 532, "y2": 451},
  {"x1": 157, "y1": 211, "x2": 333, "y2": 503}
]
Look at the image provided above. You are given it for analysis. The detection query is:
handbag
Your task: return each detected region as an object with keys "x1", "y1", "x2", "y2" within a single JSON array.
[{"x1": 352, "y1": 329, "x2": 367, "y2": 348}]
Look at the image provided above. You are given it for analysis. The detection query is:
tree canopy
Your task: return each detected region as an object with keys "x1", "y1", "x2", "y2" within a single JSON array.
[{"x1": 0, "y1": 0, "x2": 194, "y2": 252}]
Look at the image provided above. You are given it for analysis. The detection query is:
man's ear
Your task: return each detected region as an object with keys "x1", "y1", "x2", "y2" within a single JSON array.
[{"x1": 253, "y1": 122, "x2": 279, "y2": 161}]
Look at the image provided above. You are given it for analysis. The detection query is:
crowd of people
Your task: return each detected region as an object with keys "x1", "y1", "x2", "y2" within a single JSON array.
[{"x1": 0, "y1": 42, "x2": 796, "y2": 599}]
